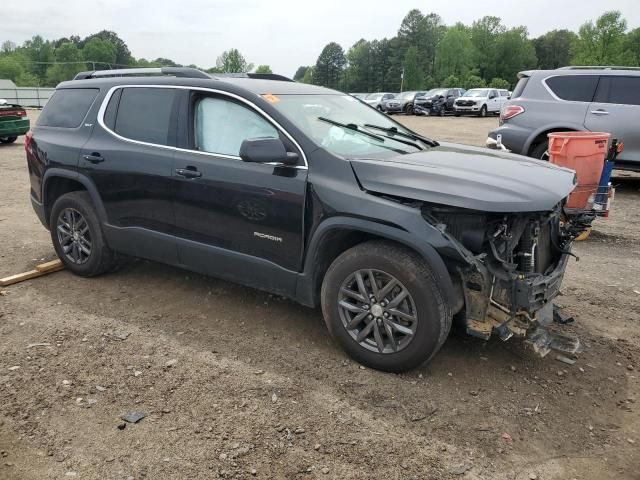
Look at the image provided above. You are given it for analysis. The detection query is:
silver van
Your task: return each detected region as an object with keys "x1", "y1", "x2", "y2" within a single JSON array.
[{"x1": 487, "y1": 67, "x2": 640, "y2": 171}]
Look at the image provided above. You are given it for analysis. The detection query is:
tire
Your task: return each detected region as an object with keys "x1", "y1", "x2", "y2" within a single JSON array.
[
  {"x1": 0, "y1": 136, "x2": 17, "y2": 144},
  {"x1": 50, "y1": 191, "x2": 117, "y2": 276},
  {"x1": 321, "y1": 240, "x2": 452, "y2": 372},
  {"x1": 454, "y1": 113, "x2": 461, "y2": 117},
  {"x1": 530, "y1": 140, "x2": 549, "y2": 161},
  {"x1": 438, "y1": 109, "x2": 445, "y2": 117},
  {"x1": 405, "y1": 104, "x2": 414, "y2": 115},
  {"x1": 478, "y1": 105, "x2": 488, "y2": 118},
  {"x1": 376, "y1": 105, "x2": 383, "y2": 111}
]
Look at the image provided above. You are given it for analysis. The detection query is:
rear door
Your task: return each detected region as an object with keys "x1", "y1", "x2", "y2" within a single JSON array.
[
  {"x1": 488, "y1": 90, "x2": 501, "y2": 112},
  {"x1": 585, "y1": 75, "x2": 640, "y2": 165}
]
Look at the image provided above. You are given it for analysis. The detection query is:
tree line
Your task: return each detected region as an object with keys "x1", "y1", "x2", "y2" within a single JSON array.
[
  {"x1": 0, "y1": 31, "x2": 271, "y2": 87},
  {"x1": 295, "y1": 10, "x2": 640, "y2": 92}
]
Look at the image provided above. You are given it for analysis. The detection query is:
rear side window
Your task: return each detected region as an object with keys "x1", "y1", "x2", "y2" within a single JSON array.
[
  {"x1": 114, "y1": 87, "x2": 176, "y2": 145},
  {"x1": 545, "y1": 75, "x2": 598, "y2": 102},
  {"x1": 594, "y1": 76, "x2": 640, "y2": 106},
  {"x1": 37, "y1": 88, "x2": 99, "y2": 128},
  {"x1": 511, "y1": 77, "x2": 529, "y2": 98}
]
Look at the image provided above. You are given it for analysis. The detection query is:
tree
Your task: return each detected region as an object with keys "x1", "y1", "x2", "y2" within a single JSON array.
[
  {"x1": 533, "y1": 30, "x2": 578, "y2": 69},
  {"x1": 216, "y1": 48, "x2": 253, "y2": 73},
  {"x1": 82, "y1": 31, "x2": 131, "y2": 66},
  {"x1": 436, "y1": 23, "x2": 474, "y2": 81},
  {"x1": 0, "y1": 56, "x2": 23, "y2": 83},
  {"x1": 254, "y1": 65, "x2": 273, "y2": 74},
  {"x1": 344, "y1": 39, "x2": 374, "y2": 92},
  {"x1": 1, "y1": 41, "x2": 16, "y2": 54},
  {"x1": 22, "y1": 35, "x2": 54, "y2": 82},
  {"x1": 47, "y1": 42, "x2": 83, "y2": 85},
  {"x1": 489, "y1": 77, "x2": 511, "y2": 89},
  {"x1": 313, "y1": 42, "x2": 346, "y2": 89},
  {"x1": 463, "y1": 74, "x2": 486, "y2": 89},
  {"x1": 494, "y1": 27, "x2": 537, "y2": 83},
  {"x1": 293, "y1": 66, "x2": 308, "y2": 81},
  {"x1": 573, "y1": 11, "x2": 628, "y2": 65},
  {"x1": 470, "y1": 16, "x2": 505, "y2": 81},
  {"x1": 82, "y1": 37, "x2": 117, "y2": 69},
  {"x1": 301, "y1": 67, "x2": 314, "y2": 84},
  {"x1": 442, "y1": 74, "x2": 461, "y2": 87},
  {"x1": 623, "y1": 28, "x2": 640, "y2": 65},
  {"x1": 402, "y1": 46, "x2": 422, "y2": 90},
  {"x1": 420, "y1": 13, "x2": 446, "y2": 76}
]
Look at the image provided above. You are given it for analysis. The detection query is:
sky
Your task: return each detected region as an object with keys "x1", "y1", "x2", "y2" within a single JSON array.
[{"x1": 4, "y1": 0, "x2": 639, "y2": 78}]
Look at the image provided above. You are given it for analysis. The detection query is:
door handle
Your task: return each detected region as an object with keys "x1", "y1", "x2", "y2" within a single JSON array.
[
  {"x1": 83, "y1": 153, "x2": 104, "y2": 163},
  {"x1": 590, "y1": 109, "x2": 609, "y2": 115},
  {"x1": 175, "y1": 167, "x2": 202, "y2": 179}
]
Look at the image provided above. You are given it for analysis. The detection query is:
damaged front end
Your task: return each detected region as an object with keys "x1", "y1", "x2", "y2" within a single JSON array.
[{"x1": 424, "y1": 204, "x2": 591, "y2": 357}]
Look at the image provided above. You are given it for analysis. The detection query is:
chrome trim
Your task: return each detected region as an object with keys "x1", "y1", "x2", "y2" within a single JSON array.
[{"x1": 96, "y1": 84, "x2": 309, "y2": 169}]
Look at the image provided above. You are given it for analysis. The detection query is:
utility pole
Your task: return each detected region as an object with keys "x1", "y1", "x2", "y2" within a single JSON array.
[{"x1": 400, "y1": 67, "x2": 404, "y2": 93}]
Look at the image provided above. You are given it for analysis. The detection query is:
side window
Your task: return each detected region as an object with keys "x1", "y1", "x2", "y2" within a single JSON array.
[
  {"x1": 195, "y1": 96, "x2": 278, "y2": 157},
  {"x1": 490, "y1": 90, "x2": 498, "y2": 98},
  {"x1": 595, "y1": 76, "x2": 640, "y2": 106},
  {"x1": 545, "y1": 75, "x2": 598, "y2": 102},
  {"x1": 37, "y1": 88, "x2": 99, "y2": 128},
  {"x1": 103, "y1": 88, "x2": 122, "y2": 130},
  {"x1": 114, "y1": 87, "x2": 176, "y2": 145}
]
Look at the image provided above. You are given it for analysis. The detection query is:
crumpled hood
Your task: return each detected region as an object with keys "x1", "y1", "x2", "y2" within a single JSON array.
[{"x1": 350, "y1": 142, "x2": 577, "y2": 212}]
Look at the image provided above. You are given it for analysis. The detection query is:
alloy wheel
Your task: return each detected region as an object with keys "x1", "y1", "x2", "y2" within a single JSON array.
[
  {"x1": 337, "y1": 269, "x2": 418, "y2": 354},
  {"x1": 57, "y1": 208, "x2": 92, "y2": 264}
]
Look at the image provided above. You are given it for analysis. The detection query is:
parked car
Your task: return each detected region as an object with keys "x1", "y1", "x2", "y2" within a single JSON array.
[
  {"x1": 364, "y1": 92, "x2": 395, "y2": 111},
  {"x1": 487, "y1": 67, "x2": 640, "y2": 170},
  {"x1": 414, "y1": 88, "x2": 465, "y2": 116},
  {"x1": 454, "y1": 88, "x2": 509, "y2": 117},
  {"x1": 384, "y1": 91, "x2": 426, "y2": 115},
  {"x1": 0, "y1": 99, "x2": 30, "y2": 144},
  {"x1": 27, "y1": 67, "x2": 587, "y2": 372}
]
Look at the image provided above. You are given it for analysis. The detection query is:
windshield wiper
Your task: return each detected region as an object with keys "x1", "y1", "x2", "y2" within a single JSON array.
[
  {"x1": 318, "y1": 117, "x2": 384, "y2": 142},
  {"x1": 363, "y1": 124, "x2": 439, "y2": 147}
]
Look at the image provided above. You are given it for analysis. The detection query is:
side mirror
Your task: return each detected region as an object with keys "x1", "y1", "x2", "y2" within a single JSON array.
[{"x1": 239, "y1": 137, "x2": 298, "y2": 166}]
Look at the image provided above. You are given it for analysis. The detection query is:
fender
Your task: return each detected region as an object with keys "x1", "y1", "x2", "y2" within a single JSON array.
[
  {"x1": 523, "y1": 123, "x2": 583, "y2": 155},
  {"x1": 295, "y1": 216, "x2": 457, "y2": 309},
  {"x1": 42, "y1": 168, "x2": 108, "y2": 225}
]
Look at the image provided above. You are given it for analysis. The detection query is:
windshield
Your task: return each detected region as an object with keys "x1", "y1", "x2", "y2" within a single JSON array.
[
  {"x1": 463, "y1": 89, "x2": 489, "y2": 97},
  {"x1": 365, "y1": 93, "x2": 383, "y2": 101},
  {"x1": 430, "y1": 89, "x2": 447, "y2": 97},
  {"x1": 269, "y1": 94, "x2": 428, "y2": 158}
]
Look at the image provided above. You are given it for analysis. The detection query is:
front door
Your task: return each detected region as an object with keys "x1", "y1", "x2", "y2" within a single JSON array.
[
  {"x1": 172, "y1": 91, "x2": 307, "y2": 287},
  {"x1": 585, "y1": 75, "x2": 640, "y2": 166}
]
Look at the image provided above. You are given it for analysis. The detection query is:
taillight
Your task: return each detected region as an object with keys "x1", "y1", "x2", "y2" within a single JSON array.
[
  {"x1": 24, "y1": 130, "x2": 33, "y2": 154},
  {"x1": 0, "y1": 109, "x2": 26, "y2": 117},
  {"x1": 500, "y1": 105, "x2": 525, "y2": 121}
]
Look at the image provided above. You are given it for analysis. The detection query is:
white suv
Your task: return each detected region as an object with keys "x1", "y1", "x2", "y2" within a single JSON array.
[{"x1": 454, "y1": 88, "x2": 510, "y2": 117}]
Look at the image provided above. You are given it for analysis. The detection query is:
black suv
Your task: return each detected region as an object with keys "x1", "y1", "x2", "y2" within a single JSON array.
[{"x1": 27, "y1": 67, "x2": 586, "y2": 372}]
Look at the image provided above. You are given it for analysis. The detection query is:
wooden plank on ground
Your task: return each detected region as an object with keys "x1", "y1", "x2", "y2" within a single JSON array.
[{"x1": 0, "y1": 259, "x2": 64, "y2": 287}]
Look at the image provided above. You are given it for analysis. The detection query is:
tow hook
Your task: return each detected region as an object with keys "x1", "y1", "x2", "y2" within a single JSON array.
[{"x1": 486, "y1": 134, "x2": 510, "y2": 152}]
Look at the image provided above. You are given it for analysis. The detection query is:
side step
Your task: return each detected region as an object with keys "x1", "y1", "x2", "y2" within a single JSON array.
[{"x1": 525, "y1": 327, "x2": 581, "y2": 357}]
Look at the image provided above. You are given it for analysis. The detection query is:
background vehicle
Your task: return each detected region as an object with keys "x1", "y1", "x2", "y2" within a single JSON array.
[
  {"x1": 0, "y1": 99, "x2": 29, "y2": 144},
  {"x1": 414, "y1": 88, "x2": 465, "y2": 116},
  {"x1": 27, "y1": 67, "x2": 584, "y2": 372},
  {"x1": 384, "y1": 91, "x2": 426, "y2": 115},
  {"x1": 350, "y1": 93, "x2": 368, "y2": 100},
  {"x1": 454, "y1": 88, "x2": 508, "y2": 117},
  {"x1": 364, "y1": 92, "x2": 395, "y2": 111},
  {"x1": 487, "y1": 67, "x2": 640, "y2": 170}
]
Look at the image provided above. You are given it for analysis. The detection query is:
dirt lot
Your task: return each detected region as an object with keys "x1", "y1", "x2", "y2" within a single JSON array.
[{"x1": 1, "y1": 112, "x2": 639, "y2": 480}]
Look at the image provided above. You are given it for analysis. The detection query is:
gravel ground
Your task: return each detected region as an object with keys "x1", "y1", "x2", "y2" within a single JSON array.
[{"x1": 0, "y1": 111, "x2": 638, "y2": 480}]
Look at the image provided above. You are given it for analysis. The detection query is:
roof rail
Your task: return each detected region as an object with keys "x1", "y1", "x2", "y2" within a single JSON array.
[
  {"x1": 210, "y1": 72, "x2": 294, "y2": 82},
  {"x1": 557, "y1": 66, "x2": 640, "y2": 71},
  {"x1": 73, "y1": 66, "x2": 211, "y2": 80}
]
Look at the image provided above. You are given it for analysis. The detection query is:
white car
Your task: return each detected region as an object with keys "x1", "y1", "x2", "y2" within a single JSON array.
[
  {"x1": 364, "y1": 92, "x2": 395, "y2": 111},
  {"x1": 454, "y1": 88, "x2": 510, "y2": 117}
]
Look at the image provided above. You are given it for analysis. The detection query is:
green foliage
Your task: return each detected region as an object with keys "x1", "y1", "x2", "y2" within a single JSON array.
[
  {"x1": 463, "y1": 74, "x2": 486, "y2": 90},
  {"x1": 533, "y1": 30, "x2": 578, "y2": 69},
  {"x1": 436, "y1": 23, "x2": 473, "y2": 81},
  {"x1": 254, "y1": 65, "x2": 273, "y2": 74},
  {"x1": 216, "y1": 48, "x2": 253, "y2": 73},
  {"x1": 313, "y1": 42, "x2": 346, "y2": 89},
  {"x1": 82, "y1": 31, "x2": 132, "y2": 66},
  {"x1": 402, "y1": 46, "x2": 423, "y2": 90},
  {"x1": 301, "y1": 67, "x2": 314, "y2": 84},
  {"x1": 47, "y1": 42, "x2": 83, "y2": 85},
  {"x1": 573, "y1": 11, "x2": 628, "y2": 65},
  {"x1": 0, "y1": 56, "x2": 23, "y2": 83},
  {"x1": 82, "y1": 37, "x2": 117, "y2": 68},
  {"x1": 442, "y1": 75, "x2": 461, "y2": 87},
  {"x1": 494, "y1": 27, "x2": 537, "y2": 84},
  {"x1": 293, "y1": 66, "x2": 308, "y2": 81},
  {"x1": 489, "y1": 77, "x2": 511, "y2": 89},
  {"x1": 422, "y1": 75, "x2": 436, "y2": 90},
  {"x1": 624, "y1": 28, "x2": 640, "y2": 65}
]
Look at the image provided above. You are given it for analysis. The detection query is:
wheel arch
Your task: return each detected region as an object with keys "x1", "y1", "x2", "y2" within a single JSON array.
[
  {"x1": 524, "y1": 124, "x2": 583, "y2": 156},
  {"x1": 295, "y1": 217, "x2": 456, "y2": 309},
  {"x1": 42, "y1": 169, "x2": 107, "y2": 227}
]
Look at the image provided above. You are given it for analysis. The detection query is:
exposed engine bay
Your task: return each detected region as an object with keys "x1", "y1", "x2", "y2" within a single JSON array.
[{"x1": 422, "y1": 203, "x2": 593, "y2": 356}]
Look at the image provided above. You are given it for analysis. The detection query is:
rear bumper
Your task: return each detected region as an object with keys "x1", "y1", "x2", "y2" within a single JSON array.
[
  {"x1": 31, "y1": 194, "x2": 48, "y2": 229},
  {"x1": 487, "y1": 124, "x2": 531, "y2": 155},
  {"x1": 0, "y1": 118, "x2": 30, "y2": 138}
]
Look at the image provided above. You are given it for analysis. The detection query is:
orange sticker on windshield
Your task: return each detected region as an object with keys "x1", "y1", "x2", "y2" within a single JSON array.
[{"x1": 261, "y1": 93, "x2": 280, "y2": 103}]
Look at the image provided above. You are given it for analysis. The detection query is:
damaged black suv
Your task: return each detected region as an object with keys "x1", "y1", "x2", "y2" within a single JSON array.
[{"x1": 27, "y1": 67, "x2": 585, "y2": 372}]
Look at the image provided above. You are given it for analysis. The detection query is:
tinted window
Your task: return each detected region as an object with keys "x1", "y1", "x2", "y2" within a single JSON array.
[
  {"x1": 546, "y1": 75, "x2": 598, "y2": 102},
  {"x1": 38, "y1": 88, "x2": 99, "y2": 128},
  {"x1": 594, "y1": 76, "x2": 640, "y2": 106},
  {"x1": 511, "y1": 77, "x2": 529, "y2": 98},
  {"x1": 114, "y1": 88, "x2": 175, "y2": 145},
  {"x1": 195, "y1": 97, "x2": 278, "y2": 156},
  {"x1": 103, "y1": 88, "x2": 122, "y2": 130}
]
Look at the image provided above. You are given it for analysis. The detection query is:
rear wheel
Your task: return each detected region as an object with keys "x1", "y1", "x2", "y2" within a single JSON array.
[
  {"x1": 0, "y1": 136, "x2": 17, "y2": 144},
  {"x1": 478, "y1": 105, "x2": 488, "y2": 118},
  {"x1": 50, "y1": 191, "x2": 118, "y2": 276},
  {"x1": 530, "y1": 140, "x2": 550, "y2": 160},
  {"x1": 321, "y1": 241, "x2": 452, "y2": 372}
]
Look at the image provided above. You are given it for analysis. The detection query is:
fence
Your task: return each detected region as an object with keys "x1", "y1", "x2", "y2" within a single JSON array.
[{"x1": 0, "y1": 79, "x2": 55, "y2": 108}]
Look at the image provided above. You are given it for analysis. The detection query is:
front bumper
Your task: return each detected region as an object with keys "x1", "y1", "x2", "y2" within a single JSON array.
[
  {"x1": 385, "y1": 104, "x2": 404, "y2": 113},
  {"x1": 454, "y1": 105, "x2": 481, "y2": 114}
]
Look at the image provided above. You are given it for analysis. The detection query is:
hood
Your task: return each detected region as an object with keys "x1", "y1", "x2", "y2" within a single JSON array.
[
  {"x1": 457, "y1": 95, "x2": 484, "y2": 101},
  {"x1": 350, "y1": 142, "x2": 577, "y2": 212}
]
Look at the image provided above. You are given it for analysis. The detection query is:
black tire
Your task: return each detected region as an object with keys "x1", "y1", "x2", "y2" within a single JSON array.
[
  {"x1": 454, "y1": 113, "x2": 461, "y2": 117},
  {"x1": 530, "y1": 140, "x2": 549, "y2": 160},
  {"x1": 321, "y1": 240, "x2": 452, "y2": 372},
  {"x1": 50, "y1": 191, "x2": 117, "y2": 276},
  {"x1": 478, "y1": 105, "x2": 488, "y2": 118},
  {"x1": 438, "y1": 109, "x2": 445, "y2": 117},
  {"x1": 0, "y1": 136, "x2": 18, "y2": 144},
  {"x1": 376, "y1": 105, "x2": 383, "y2": 111},
  {"x1": 405, "y1": 104, "x2": 414, "y2": 115}
]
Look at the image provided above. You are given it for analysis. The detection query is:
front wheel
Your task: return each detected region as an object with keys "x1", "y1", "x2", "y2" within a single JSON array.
[
  {"x1": 478, "y1": 105, "x2": 488, "y2": 118},
  {"x1": 321, "y1": 241, "x2": 452, "y2": 372},
  {"x1": 0, "y1": 136, "x2": 17, "y2": 144},
  {"x1": 405, "y1": 104, "x2": 414, "y2": 115}
]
